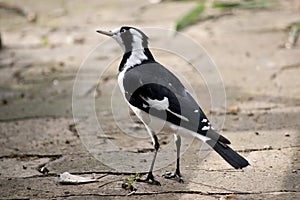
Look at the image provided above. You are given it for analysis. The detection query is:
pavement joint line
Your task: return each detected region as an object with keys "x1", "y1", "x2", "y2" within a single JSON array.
[
  {"x1": 0, "y1": 116, "x2": 72, "y2": 122},
  {"x1": 131, "y1": 190, "x2": 300, "y2": 196},
  {"x1": 237, "y1": 145, "x2": 300, "y2": 153},
  {"x1": 0, "y1": 153, "x2": 63, "y2": 160},
  {"x1": 47, "y1": 189, "x2": 299, "y2": 198},
  {"x1": 0, "y1": 146, "x2": 297, "y2": 158}
]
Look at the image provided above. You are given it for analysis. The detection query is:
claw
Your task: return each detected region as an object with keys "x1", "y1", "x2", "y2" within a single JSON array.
[
  {"x1": 162, "y1": 171, "x2": 184, "y2": 183},
  {"x1": 135, "y1": 173, "x2": 161, "y2": 186}
]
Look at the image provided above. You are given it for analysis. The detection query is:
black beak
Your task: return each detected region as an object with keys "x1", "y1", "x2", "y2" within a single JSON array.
[{"x1": 96, "y1": 30, "x2": 114, "y2": 37}]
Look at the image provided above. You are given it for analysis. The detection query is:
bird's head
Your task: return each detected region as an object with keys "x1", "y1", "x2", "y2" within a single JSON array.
[{"x1": 97, "y1": 26, "x2": 149, "y2": 53}]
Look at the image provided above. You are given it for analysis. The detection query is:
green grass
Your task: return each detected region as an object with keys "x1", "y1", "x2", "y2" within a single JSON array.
[
  {"x1": 175, "y1": 2, "x2": 206, "y2": 31},
  {"x1": 213, "y1": 0, "x2": 272, "y2": 10},
  {"x1": 175, "y1": 0, "x2": 273, "y2": 31}
]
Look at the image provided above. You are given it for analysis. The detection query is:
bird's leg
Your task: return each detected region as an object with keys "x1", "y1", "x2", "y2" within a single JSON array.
[
  {"x1": 135, "y1": 133, "x2": 161, "y2": 185},
  {"x1": 163, "y1": 134, "x2": 184, "y2": 183}
]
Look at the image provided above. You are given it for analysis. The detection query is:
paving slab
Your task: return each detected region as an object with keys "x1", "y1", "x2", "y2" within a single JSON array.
[{"x1": 0, "y1": 118, "x2": 85, "y2": 156}]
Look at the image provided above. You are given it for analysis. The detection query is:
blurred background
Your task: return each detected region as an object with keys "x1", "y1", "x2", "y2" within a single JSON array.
[{"x1": 0, "y1": 0, "x2": 299, "y2": 199}]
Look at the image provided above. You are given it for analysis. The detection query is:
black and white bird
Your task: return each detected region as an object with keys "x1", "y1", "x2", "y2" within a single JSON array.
[{"x1": 97, "y1": 26, "x2": 249, "y2": 185}]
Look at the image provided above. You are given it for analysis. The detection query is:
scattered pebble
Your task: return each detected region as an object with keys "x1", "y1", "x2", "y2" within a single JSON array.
[
  {"x1": 131, "y1": 124, "x2": 142, "y2": 131},
  {"x1": 245, "y1": 51, "x2": 251, "y2": 57},
  {"x1": 53, "y1": 79, "x2": 59, "y2": 86},
  {"x1": 74, "y1": 37, "x2": 85, "y2": 44},
  {"x1": 247, "y1": 112, "x2": 254, "y2": 117},
  {"x1": 233, "y1": 116, "x2": 239, "y2": 121},
  {"x1": 263, "y1": 145, "x2": 273, "y2": 150},
  {"x1": 219, "y1": 194, "x2": 237, "y2": 200},
  {"x1": 2, "y1": 99, "x2": 8, "y2": 105},
  {"x1": 122, "y1": 182, "x2": 133, "y2": 190},
  {"x1": 38, "y1": 166, "x2": 49, "y2": 174},
  {"x1": 221, "y1": 127, "x2": 228, "y2": 131},
  {"x1": 58, "y1": 61, "x2": 65, "y2": 67},
  {"x1": 122, "y1": 182, "x2": 137, "y2": 196},
  {"x1": 26, "y1": 12, "x2": 37, "y2": 22},
  {"x1": 255, "y1": 132, "x2": 259, "y2": 136},
  {"x1": 284, "y1": 133, "x2": 290, "y2": 137},
  {"x1": 68, "y1": 123, "x2": 79, "y2": 137},
  {"x1": 226, "y1": 106, "x2": 240, "y2": 115},
  {"x1": 66, "y1": 36, "x2": 74, "y2": 45}
]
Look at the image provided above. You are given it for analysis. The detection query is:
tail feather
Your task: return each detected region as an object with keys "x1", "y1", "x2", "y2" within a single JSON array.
[{"x1": 206, "y1": 140, "x2": 250, "y2": 169}]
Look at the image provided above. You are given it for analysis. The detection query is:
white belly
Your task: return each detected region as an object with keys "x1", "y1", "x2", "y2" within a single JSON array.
[{"x1": 117, "y1": 67, "x2": 210, "y2": 143}]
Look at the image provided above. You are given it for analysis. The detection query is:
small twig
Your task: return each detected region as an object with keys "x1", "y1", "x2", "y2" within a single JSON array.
[
  {"x1": 96, "y1": 174, "x2": 109, "y2": 180},
  {"x1": 270, "y1": 63, "x2": 300, "y2": 80}
]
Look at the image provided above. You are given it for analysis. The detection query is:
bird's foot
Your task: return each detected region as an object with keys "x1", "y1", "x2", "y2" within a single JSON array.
[
  {"x1": 162, "y1": 171, "x2": 184, "y2": 183},
  {"x1": 135, "y1": 172, "x2": 161, "y2": 186}
]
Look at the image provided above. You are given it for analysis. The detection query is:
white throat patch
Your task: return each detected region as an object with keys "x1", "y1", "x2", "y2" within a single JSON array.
[
  {"x1": 125, "y1": 49, "x2": 147, "y2": 67},
  {"x1": 124, "y1": 29, "x2": 147, "y2": 67}
]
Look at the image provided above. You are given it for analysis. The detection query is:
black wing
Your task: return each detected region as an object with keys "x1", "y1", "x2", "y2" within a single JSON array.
[{"x1": 122, "y1": 61, "x2": 230, "y2": 144}]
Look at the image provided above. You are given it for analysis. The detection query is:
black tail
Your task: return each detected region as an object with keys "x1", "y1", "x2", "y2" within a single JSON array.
[{"x1": 206, "y1": 140, "x2": 250, "y2": 169}]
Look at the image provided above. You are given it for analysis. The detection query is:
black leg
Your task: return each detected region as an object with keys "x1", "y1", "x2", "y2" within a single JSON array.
[
  {"x1": 163, "y1": 134, "x2": 184, "y2": 183},
  {"x1": 135, "y1": 134, "x2": 161, "y2": 185}
]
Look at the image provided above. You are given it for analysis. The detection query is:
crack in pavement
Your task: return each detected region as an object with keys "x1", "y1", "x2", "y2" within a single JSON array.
[
  {"x1": 50, "y1": 190, "x2": 299, "y2": 198},
  {"x1": 238, "y1": 145, "x2": 300, "y2": 153},
  {"x1": 0, "y1": 115, "x2": 69, "y2": 122},
  {"x1": 0, "y1": 153, "x2": 62, "y2": 160},
  {"x1": 271, "y1": 63, "x2": 300, "y2": 80}
]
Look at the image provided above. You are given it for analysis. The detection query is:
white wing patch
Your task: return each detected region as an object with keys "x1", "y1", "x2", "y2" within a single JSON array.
[
  {"x1": 202, "y1": 126, "x2": 210, "y2": 131},
  {"x1": 201, "y1": 118, "x2": 208, "y2": 123},
  {"x1": 144, "y1": 96, "x2": 169, "y2": 110},
  {"x1": 168, "y1": 109, "x2": 189, "y2": 122},
  {"x1": 201, "y1": 118, "x2": 213, "y2": 131},
  {"x1": 142, "y1": 96, "x2": 189, "y2": 122}
]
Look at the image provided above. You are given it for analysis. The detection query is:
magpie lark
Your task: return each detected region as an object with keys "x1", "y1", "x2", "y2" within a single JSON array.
[{"x1": 97, "y1": 26, "x2": 250, "y2": 185}]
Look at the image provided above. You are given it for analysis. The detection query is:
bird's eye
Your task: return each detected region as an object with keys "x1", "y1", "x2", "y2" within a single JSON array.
[{"x1": 120, "y1": 29, "x2": 126, "y2": 33}]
